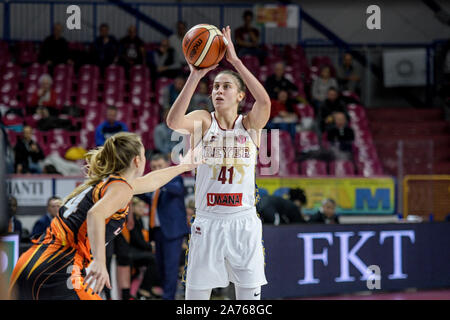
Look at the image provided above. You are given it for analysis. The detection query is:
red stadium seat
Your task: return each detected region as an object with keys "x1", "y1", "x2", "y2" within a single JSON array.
[
  {"x1": 130, "y1": 65, "x2": 151, "y2": 83},
  {"x1": 295, "y1": 130, "x2": 320, "y2": 152},
  {"x1": 17, "y1": 41, "x2": 38, "y2": 65},
  {"x1": 329, "y1": 160, "x2": 355, "y2": 177},
  {"x1": 105, "y1": 64, "x2": 125, "y2": 82},
  {"x1": 300, "y1": 160, "x2": 328, "y2": 176}
]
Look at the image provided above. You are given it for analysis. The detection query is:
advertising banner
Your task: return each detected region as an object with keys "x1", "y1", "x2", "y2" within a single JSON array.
[
  {"x1": 255, "y1": 5, "x2": 299, "y2": 28},
  {"x1": 255, "y1": 177, "x2": 396, "y2": 215},
  {"x1": 262, "y1": 223, "x2": 450, "y2": 299},
  {"x1": 54, "y1": 178, "x2": 84, "y2": 199},
  {"x1": 0, "y1": 234, "x2": 20, "y2": 283},
  {"x1": 6, "y1": 178, "x2": 53, "y2": 206}
]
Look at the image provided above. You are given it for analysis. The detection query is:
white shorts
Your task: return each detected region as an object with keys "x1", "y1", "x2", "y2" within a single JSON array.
[{"x1": 184, "y1": 207, "x2": 267, "y2": 290}]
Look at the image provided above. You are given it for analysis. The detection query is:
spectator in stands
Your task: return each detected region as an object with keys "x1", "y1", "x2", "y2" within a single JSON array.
[
  {"x1": 168, "y1": 21, "x2": 188, "y2": 69},
  {"x1": 257, "y1": 193, "x2": 306, "y2": 225},
  {"x1": 7, "y1": 196, "x2": 22, "y2": 237},
  {"x1": 185, "y1": 199, "x2": 195, "y2": 228},
  {"x1": 38, "y1": 23, "x2": 72, "y2": 71},
  {"x1": 336, "y1": 52, "x2": 361, "y2": 95},
  {"x1": 235, "y1": 10, "x2": 265, "y2": 64},
  {"x1": 269, "y1": 90, "x2": 298, "y2": 123},
  {"x1": 14, "y1": 125, "x2": 45, "y2": 174},
  {"x1": 30, "y1": 74, "x2": 57, "y2": 115},
  {"x1": 119, "y1": 25, "x2": 146, "y2": 70},
  {"x1": 308, "y1": 198, "x2": 339, "y2": 224},
  {"x1": 311, "y1": 66, "x2": 338, "y2": 112},
  {"x1": 31, "y1": 196, "x2": 62, "y2": 239},
  {"x1": 162, "y1": 75, "x2": 186, "y2": 111},
  {"x1": 128, "y1": 197, "x2": 162, "y2": 300},
  {"x1": 265, "y1": 62, "x2": 298, "y2": 99},
  {"x1": 319, "y1": 87, "x2": 349, "y2": 132},
  {"x1": 1, "y1": 119, "x2": 15, "y2": 174},
  {"x1": 148, "y1": 38, "x2": 182, "y2": 79},
  {"x1": 188, "y1": 79, "x2": 213, "y2": 113},
  {"x1": 92, "y1": 23, "x2": 119, "y2": 74},
  {"x1": 289, "y1": 188, "x2": 308, "y2": 214},
  {"x1": 95, "y1": 105, "x2": 129, "y2": 146},
  {"x1": 142, "y1": 153, "x2": 189, "y2": 300},
  {"x1": 153, "y1": 109, "x2": 179, "y2": 157},
  {"x1": 326, "y1": 111, "x2": 355, "y2": 160},
  {"x1": 36, "y1": 105, "x2": 75, "y2": 131}
]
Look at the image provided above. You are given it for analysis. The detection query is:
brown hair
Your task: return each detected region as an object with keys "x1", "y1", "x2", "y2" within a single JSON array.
[
  {"x1": 64, "y1": 132, "x2": 143, "y2": 203},
  {"x1": 216, "y1": 70, "x2": 246, "y2": 93}
]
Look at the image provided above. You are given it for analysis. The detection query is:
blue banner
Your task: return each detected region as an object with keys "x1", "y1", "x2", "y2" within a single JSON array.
[{"x1": 262, "y1": 223, "x2": 450, "y2": 299}]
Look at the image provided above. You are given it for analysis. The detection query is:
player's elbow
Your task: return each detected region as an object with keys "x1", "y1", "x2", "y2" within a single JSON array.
[{"x1": 166, "y1": 116, "x2": 180, "y2": 130}]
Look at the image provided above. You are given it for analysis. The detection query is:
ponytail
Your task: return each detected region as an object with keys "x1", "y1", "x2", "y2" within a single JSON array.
[{"x1": 64, "y1": 132, "x2": 142, "y2": 203}]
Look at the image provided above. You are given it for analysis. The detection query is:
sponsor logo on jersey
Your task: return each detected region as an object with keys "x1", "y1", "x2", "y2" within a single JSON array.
[
  {"x1": 207, "y1": 193, "x2": 243, "y2": 206},
  {"x1": 195, "y1": 226, "x2": 202, "y2": 235},
  {"x1": 235, "y1": 135, "x2": 247, "y2": 144},
  {"x1": 203, "y1": 146, "x2": 250, "y2": 158}
]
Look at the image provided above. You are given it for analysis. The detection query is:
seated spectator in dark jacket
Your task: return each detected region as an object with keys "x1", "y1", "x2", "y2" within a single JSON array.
[
  {"x1": 7, "y1": 196, "x2": 23, "y2": 237},
  {"x1": 95, "y1": 105, "x2": 129, "y2": 146},
  {"x1": 38, "y1": 23, "x2": 73, "y2": 70},
  {"x1": 265, "y1": 62, "x2": 298, "y2": 99},
  {"x1": 153, "y1": 109, "x2": 179, "y2": 157},
  {"x1": 336, "y1": 52, "x2": 361, "y2": 95},
  {"x1": 149, "y1": 38, "x2": 182, "y2": 79},
  {"x1": 162, "y1": 75, "x2": 186, "y2": 111},
  {"x1": 309, "y1": 198, "x2": 339, "y2": 224},
  {"x1": 31, "y1": 196, "x2": 62, "y2": 239},
  {"x1": 319, "y1": 87, "x2": 349, "y2": 132},
  {"x1": 119, "y1": 25, "x2": 146, "y2": 69},
  {"x1": 129, "y1": 197, "x2": 162, "y2": 300},
  {"x1": 326, "y1": 111, "x2": 355, "y2": 160},
  {"x1": 14, "y1": 125, "x2": 45, "y2": 174},
  {"x1": 92, "y1": 23, "x2": 119, "y2": 73},
  {"x1": 257, "y1": 192, "x2": 306, "y2": 225},
  {"x1": 36, "y1": 106, "x2": 75, "y2": 131},
  {"x1": 235, "y1": 10, "x2": 265, "y2": 64},
  {"x1": 188, "y1": 79, "x2": 213, "y2": 113}
]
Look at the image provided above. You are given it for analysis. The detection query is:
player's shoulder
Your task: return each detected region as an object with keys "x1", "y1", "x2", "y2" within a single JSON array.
[
  {"x1": 186, "y1": 109, "x2": 213, "y2": 123},
  {"x1": 102, "y1": 175, "x2": 133, "y2": 195}
]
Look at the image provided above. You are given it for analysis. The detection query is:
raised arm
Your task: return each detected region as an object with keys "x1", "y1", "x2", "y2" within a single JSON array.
[
  {"x1": 131, "y1": 145, "x2": 201, "y2": 195},
  {"x1": 166, "y1": 63, "x2": 217, "y2": 135},
  {"x1": 222, "y1": 26, "x2": 271, "y2": 130}
]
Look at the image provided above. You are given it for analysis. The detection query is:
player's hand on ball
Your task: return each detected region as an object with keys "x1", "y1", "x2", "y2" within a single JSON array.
[
  {"x1": 222, "y1": 25, "x2": 239, "y2": 65},
  {"x1": 187, "y1": 60, "x2": 219, "y2": 79}
]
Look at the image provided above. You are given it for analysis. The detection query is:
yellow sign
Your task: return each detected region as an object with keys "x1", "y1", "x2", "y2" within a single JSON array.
[{"x1": 256, "y1": 177, "x2": 395, "y2": 214}]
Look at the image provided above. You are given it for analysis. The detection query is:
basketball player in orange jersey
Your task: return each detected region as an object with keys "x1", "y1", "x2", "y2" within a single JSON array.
[
  {"x1": 9, "y1": 132, "x2": 199, "y2": 300},
  {"x1": 167, "y1": 26, "x2": 271, "y2": 300}
]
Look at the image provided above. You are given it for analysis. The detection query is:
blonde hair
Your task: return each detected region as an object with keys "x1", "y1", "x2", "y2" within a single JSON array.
[
  {"x1": 65, "y1": 132, "x2": 143, "y2": 203},
  {"x1": 131, "y1": 196, "x2": 145, "y2": 207}
]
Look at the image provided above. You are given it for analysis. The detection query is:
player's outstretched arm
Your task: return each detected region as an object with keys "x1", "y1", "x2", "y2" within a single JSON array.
[
  {"x1": 166, "y1": 63, "x2": 217, "y2": 135},
  {"x1": 222, "y1": 25, "x2": 271, "y2": 130},
  {"x1": 131, "y1": 146, "x2": 201, "y2": 195}
]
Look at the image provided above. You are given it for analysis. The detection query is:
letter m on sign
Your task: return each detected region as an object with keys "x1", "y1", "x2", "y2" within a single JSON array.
[{"x1": 355, "y1": 189, "x2": 390, "y2": 211}]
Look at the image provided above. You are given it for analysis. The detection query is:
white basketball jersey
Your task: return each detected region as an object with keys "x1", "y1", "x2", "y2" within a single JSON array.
[{"x1": 195, "y1": 112, "x2": 258, "y2": 214}]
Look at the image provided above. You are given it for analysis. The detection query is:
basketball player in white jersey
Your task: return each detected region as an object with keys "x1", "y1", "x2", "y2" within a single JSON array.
[{"x1": 167, "y1": 26, "x2": 271, "y2": 300}]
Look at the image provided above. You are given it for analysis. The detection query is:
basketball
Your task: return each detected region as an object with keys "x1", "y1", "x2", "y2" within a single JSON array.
[{"x1": 182, "y1": 24, "x2": 227, "y2": 68}]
